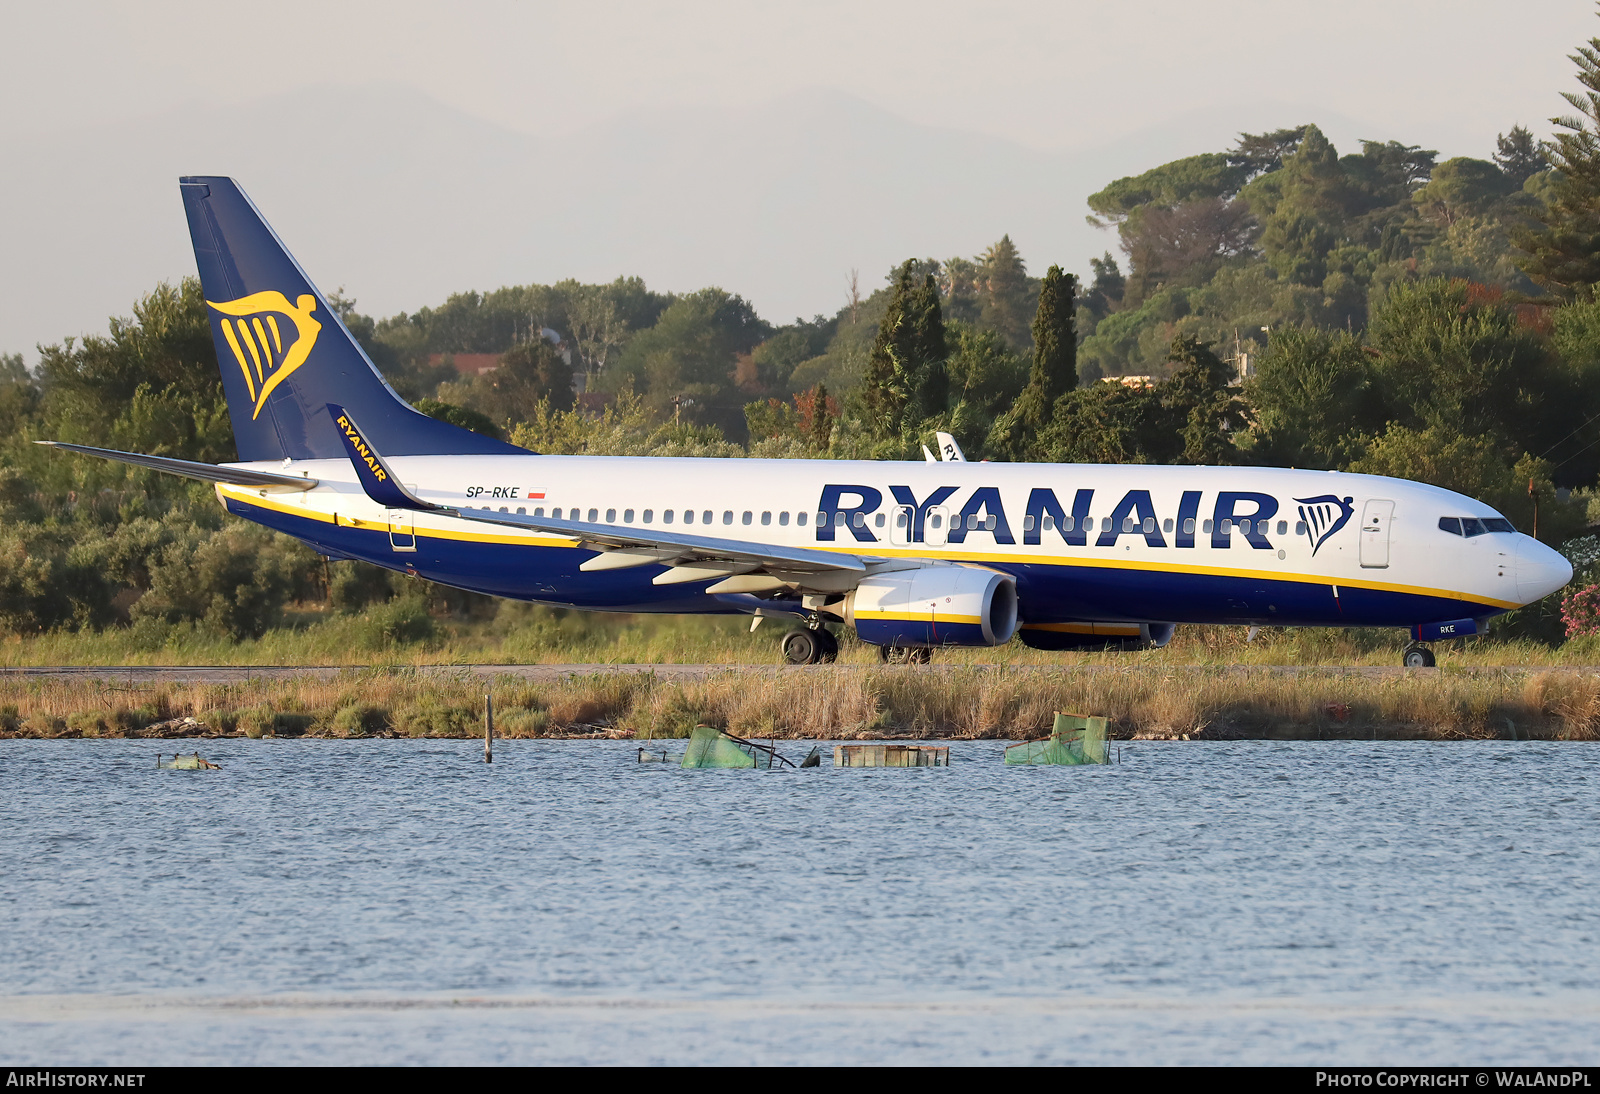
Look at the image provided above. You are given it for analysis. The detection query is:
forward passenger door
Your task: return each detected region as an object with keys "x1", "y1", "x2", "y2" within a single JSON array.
[{"x1": 1359, "y1": 499, "x2": 1393, "y2": 568}]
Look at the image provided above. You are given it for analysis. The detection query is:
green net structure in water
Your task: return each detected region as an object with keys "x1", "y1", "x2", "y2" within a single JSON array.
[
  {"x1": 157, "y1": 752, "x2": 220, "y2": 770},
  {"x1": 1004, "y1": 713, "x2": 1109, "y2": 766},
  {"x1": 680, "y1": 726, "x2": 791, "y2": 769}
]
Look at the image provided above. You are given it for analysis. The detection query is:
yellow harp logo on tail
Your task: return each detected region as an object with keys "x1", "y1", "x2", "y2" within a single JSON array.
[{"x1": 206, "y1": 292, "x2": 322, "y2": 419}]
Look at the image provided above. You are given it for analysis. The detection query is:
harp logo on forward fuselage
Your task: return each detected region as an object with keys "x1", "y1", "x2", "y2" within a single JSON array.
[
  {"x1": 1295, "y1": 494, "x2": 1355, "y2": 556},
  {"x1": 207, "y1": 291, "x2": 322, "y2": 419}
]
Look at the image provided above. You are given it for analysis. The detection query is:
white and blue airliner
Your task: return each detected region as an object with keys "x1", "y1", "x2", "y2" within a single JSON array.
[{"x1": 41, "y1": 178, "x2": 1574, "y2": 666}]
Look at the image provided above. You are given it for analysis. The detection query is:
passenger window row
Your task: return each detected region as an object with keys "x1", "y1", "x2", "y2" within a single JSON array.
[
  {"x1": 1015, "y1": 515, "x2": 1296, "y2": 536},
  {"x1": 517, "y1": 507, "x2": 813, "y2": 528},
  {"x1": 464, "y1": 505, "x2": 1298, "y2": 542}
]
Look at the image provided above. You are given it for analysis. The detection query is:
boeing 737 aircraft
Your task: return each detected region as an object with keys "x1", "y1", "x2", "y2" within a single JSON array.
[{"x1": 41, "y1": 177, "x2": 1574, "y2": 666}]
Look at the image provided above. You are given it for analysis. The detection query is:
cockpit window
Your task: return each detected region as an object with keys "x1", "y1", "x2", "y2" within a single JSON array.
[{"x1": 1441, "y1": 515, "x2": 1515, "y2": 536}]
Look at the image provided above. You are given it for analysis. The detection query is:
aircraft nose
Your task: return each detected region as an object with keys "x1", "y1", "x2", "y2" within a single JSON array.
[{"x1": 1514, "y1": 536, "x2": 1573, "y2": 604}]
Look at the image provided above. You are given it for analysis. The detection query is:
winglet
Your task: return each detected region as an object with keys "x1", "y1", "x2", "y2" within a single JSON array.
[
  {"x1": 328, "y1": 403, "x2": 440, "y2": 510},
  {"x1": 936, "y1": 431, "x2": 967, "y2": 462}
]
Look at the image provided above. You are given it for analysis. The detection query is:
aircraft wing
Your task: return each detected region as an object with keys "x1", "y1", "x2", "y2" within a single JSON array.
[
  {"x1": 327, "y1": 402, "x2": 868, "y2": 592},
  {"x1": 446, "y1": 507, "x2": 868, "y2": 587},
  {"x1": 36, "y1": 441, "x2": 318, "y2": 491}
]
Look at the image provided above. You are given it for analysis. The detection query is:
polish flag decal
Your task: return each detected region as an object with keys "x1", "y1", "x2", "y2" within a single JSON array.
[{"x1": 527, "y1": 492, "x2": 545, "y2": 500}]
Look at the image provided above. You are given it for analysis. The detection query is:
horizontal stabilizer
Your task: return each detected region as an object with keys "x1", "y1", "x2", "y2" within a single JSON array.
[{"x1": 35, "y1": 441, "x2": 317, "y2": 490}]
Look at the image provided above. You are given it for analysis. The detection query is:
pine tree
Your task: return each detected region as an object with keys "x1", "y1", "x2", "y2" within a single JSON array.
[
  {"x1": 1495, "y1": 125, "x2": 1548, "y2": 187},
  {"x1": 1259, "y1": 125, "x2": 1348, "y2": 287},
  {"x1": 1516, "y1": 21, "x2": 1600, "y2": 298},
  {"x1": 977, "y1": 235, "x2": 1033, "y2": 349}
]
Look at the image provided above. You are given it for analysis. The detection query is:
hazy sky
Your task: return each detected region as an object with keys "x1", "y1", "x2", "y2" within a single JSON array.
[
  {"x1": 2, "y1": 1, "x2": 1596, "y2": 352},
  {"x1": 7, "y1": 1, "x2": 1591, "y2": 149}
]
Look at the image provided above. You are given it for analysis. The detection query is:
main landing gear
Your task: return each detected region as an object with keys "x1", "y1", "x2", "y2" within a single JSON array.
[
  {"x1": 781, "y1": 623, "x2": 839, "y2": 665},
  {"x1": 878, "y1": 644, "x2": 931, "y2": 664},
  {"x1": 1402, "y1": 644, "x2": 1436, "y2": 668}
]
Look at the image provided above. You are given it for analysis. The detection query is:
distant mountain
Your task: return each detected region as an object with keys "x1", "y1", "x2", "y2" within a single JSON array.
[{"x1": 0, "y1": 84, "x2": 1386, "y2": 359}]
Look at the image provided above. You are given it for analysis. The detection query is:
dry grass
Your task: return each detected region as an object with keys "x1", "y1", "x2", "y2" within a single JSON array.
[
  {"x1": 3, "y1": 605, "x2": 1599, "y2": 671},
  {"x1": 3, "y1": 665, "x2": 1599, "y2": 742}
]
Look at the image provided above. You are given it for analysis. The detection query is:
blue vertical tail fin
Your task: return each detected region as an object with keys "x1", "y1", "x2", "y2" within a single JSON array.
[{"x1": 179, "y1": 176, "x2": 529, "y2": 462}]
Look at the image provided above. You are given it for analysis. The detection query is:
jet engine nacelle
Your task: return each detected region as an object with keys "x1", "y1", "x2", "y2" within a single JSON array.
[
  {"x1": 842, "y1": 565, "x2": 1018, "y2": 648},
  {"x1": 1017, "y1": 622, "x2": 1177, "y2": 652}
]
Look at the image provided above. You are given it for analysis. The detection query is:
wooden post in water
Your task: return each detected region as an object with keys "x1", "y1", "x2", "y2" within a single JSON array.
[{"x1": 484, "y1": 694, "x2": 493, "y2": 764}]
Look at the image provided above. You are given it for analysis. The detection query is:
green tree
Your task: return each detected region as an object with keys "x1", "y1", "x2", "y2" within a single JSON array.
[
  {"x1": 1242, "y1": 327, "x2": 1379, "y2": 468},
  {"x1": 1366, "y1": 279, "x2": 1559, "y2": 446},
  {"x1": 607, "y1": 288, "x2": 769, "y2": 437},
  {"x1": 1227, "y1": 126, "x2": 1310, "y2": 178},
  {"x1": 1255, "y1": 125, "x2": 1349, "y2": 287},
  {"x1": 1081, "y1": 253, "x2": 1125, "y2": 321},
  {"x1": 987, "y1": 266, "x2": 1076, "y2": 461},
  {"x1": 1036, "y1": 382, "x2": 1166, "y2": 464},
  {"x1": 437, "y1": 337, "x2": 574, "y2": 425},
  {"x1": 1516, "y1": 17, "x2": 1600, "y2": 298},
  {"x1": 975, "y1": 236, "x2": 1035, "y2": 349},
  {"x1": 863, "y1": 261, "x2": 947, "y2": 437},
  {"x1": 1495, "y1": 125, "x2": 1548, "y2": 187},
  {"x1": 1161, "y1": 336, "x2": 1250, "y2": 465}
]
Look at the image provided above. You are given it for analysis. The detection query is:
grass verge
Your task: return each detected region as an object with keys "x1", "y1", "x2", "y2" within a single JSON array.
[{"x1": 3, "y1": 665, "x2": 1599, "y2": 741}]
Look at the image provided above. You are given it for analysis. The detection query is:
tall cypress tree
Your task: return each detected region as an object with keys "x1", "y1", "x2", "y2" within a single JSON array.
[
  {"x1": 864, "y1": 264, "x2": 916, "y2": 433},
  {"x1": 1028, "y1": 266, "x2": 1077, "y2": 404},
  {"x1": 907, "y1": 273, "x2": 948, "y2": 421},
  {"x1": 986, "y1": 265, "x2": 1075, "y2": 461},
  {"x1": 865, "y1": 261, "x2": 948, "y2": 436}
]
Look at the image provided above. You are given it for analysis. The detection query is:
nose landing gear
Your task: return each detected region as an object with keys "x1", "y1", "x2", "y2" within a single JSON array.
[{"x1": 1402, "y1": 644, "x2": 1436, "y2": 668}]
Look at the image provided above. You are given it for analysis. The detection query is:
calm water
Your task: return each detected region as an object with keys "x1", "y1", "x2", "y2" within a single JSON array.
[{"x1": 0, "y1": 738, "x2": 1596, "y2": 1065}]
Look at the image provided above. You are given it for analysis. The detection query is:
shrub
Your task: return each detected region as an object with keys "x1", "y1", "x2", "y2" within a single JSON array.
[
  {"x1": 330, "y1": 703, "x2": 390, "y2": 737},
  {"x1": 235, "y1": 705, "x2": 273, "y2": 738},
  {"x1": 329, "y1": 562, "x2": 396, "y2": 610},
  {"x1": 132, "y1": 523, "x2": 318, "y2": 639},
  {"x1": 391, "y1": 700, "x2": 476, "y2": 737},
  {"x1": 1562, "y1": 583, "x2": 1600, "y2": 639},
  {"x1": 357, "y1": 595, "x2": 437, "y2": 648},
  {"x1": 494, "y1": 708, "x2": 550, "y2": 737}
]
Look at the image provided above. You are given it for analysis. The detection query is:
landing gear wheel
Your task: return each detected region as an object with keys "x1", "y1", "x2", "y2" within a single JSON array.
[
  {"x1": 1403, "y1": 645, "x2": 1436, "y2": 668},
  {"x1": 781, "y1": 628, "x2": 820, "y2": 665},
  {"x1": 815, "y1": 629, "x2": 839, "y2": 663},
  {"x1": 878, "y1": 644, "x2": 932, "y2": 664}
]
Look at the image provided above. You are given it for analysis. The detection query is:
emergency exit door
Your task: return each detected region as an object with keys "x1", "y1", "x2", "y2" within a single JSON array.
[
  {"x1": 1359, "y1": 499, "x2": 1393, "y2": 568},
  {"x1": 890, "y1": 505, "x2": 915, "y2": 546}
]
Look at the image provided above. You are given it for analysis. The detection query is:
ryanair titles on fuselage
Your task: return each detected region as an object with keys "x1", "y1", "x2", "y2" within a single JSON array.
[{"x1": 809, "y1": 483, "x2": 1355, "y2": 552}]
